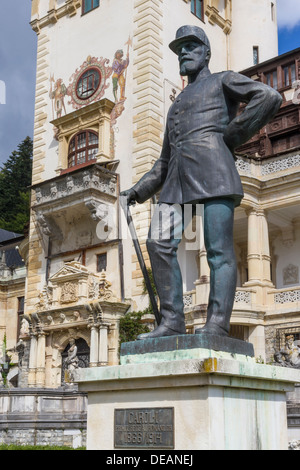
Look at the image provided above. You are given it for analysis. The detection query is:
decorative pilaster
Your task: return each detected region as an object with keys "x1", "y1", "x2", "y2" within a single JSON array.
[
  {"x1": 28, "y1": 333, "x2": 38, "y2": 388},
  {"x1": 25, "y1": 30, "x2": 51, "y2": 315},
  {"x1": 36, "y1": 332, "x2": 46, "y2": 387},
  {"x1": 131, "y1": 0, "x2": 164, "y2": 297}
]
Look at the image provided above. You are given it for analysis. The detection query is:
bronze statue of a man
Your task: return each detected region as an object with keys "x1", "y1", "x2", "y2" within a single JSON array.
[{"x1": 121, "y1": 25, "x2": 282, "y2": 340}]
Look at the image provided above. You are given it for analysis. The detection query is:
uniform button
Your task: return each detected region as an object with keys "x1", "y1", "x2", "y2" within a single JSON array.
[
  {"x1": 175, "y1": 120, "x2": 180, "y2": 125},
  {"x1": 175, "y1": 109, "x2": 179, "y2": 115},
  {"x1": 176, "y1": 130, "x2": 180, "y2": 136}
]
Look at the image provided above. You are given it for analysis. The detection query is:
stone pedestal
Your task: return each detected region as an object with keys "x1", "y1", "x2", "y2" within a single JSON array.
[{"x1": 71, "y1": 335, "x2": 300, "y2": 450}]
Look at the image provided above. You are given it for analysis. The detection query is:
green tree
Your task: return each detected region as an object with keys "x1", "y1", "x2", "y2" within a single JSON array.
[
  {"x1": 0, "y1": 137, "x2": 33, "y2": 234},
  {"x1": 119, "y1": 309, "x2": 151, "y2": 345}
]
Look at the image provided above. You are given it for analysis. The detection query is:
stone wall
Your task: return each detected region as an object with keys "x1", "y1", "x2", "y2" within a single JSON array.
[
  {"x1": 0, "y1": 428, "x2": 86, "y2": 448},
  {"x1": 0, "y1": 388, "x2": 87, "y2": 448}
]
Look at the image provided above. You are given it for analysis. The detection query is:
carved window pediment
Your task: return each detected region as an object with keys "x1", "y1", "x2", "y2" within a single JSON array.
[
  {"x1": 36, "y1": 262, "x2": 117, "y2": 310},
  {"x1": 49, "y1": 261, "x2": 90, "y2": 283}
]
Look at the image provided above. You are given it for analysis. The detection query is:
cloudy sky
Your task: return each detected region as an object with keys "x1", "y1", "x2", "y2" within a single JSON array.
[
  {"x1": 0, "y1": 0, "x2": 36, "y2": 165},
  {"x1": 0, "y1": 0, "x2": 299, "y2": 167}
]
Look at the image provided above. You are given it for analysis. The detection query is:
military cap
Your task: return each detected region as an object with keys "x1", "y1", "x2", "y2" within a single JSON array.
[{"x1": 169, "y1": 25, "x2": 211, "y2": 54}]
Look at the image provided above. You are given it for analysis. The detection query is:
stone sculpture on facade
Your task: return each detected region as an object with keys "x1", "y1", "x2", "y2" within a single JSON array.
[
  {"x1": 274, "y1": 335, "x2": 300, "y2": 368},
  {"x1": 65, "y1": 339, "x2": 79, "y2": 371},
  {"x1": 7, "y1": 339, "x2": 25, "y2": 368},
  {"x1": 121, "y1": 25, "x2": 282, "y2": 340}
]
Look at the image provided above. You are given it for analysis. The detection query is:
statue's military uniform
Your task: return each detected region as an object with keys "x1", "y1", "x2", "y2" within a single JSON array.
[
  {"x1": 133, "y1": 68, "x2": 281, "y2": 207},
  {"x1": 125, "y1": 25, "x2": 282, "y2": 338}
]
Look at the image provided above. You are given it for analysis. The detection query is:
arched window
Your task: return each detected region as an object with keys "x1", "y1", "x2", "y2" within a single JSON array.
[{"x1": 68, "y1": 130, "x2": 98, "y2": 168}]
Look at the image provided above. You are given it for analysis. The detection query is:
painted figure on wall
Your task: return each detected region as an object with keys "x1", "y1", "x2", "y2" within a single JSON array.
[
  {"x1": 49, "y1": 75, "x2": 67, "y2": 119},
  {"x1": 112, "y1": 48, "x2": 129, "y2": 102}
]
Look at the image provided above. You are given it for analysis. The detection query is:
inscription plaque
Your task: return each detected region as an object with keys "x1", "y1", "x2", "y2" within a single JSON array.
[{"x1": 114, "y1": 407, "x2": 174, "y2": 449}]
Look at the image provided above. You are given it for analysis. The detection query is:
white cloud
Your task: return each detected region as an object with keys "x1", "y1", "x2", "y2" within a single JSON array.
[{"x1": 277, "y1": 0, "x2": 300, "y2": 29}]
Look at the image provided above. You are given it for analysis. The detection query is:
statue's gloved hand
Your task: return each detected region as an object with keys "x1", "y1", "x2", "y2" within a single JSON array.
[{"x1": 120, "y1": 188, "x2": 138, "y2": 207}]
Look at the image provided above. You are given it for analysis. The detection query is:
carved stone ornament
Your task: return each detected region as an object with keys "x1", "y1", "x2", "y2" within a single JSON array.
[
  {"x1": 36, "y1": 284, "x2": 54, "y2": 312},
  {"x1": 283, "y1": 264, "x2": 299, "y2": 286},
  {"x1": 60, "y1": 281, "x2": 78, "y2": 304},
  {"x1": 20, "y1": 318, "x2": 30, "y2": 336},
  {"x1": 34, "y1": 262, "x2": 116, "y2": 316},
  {"x1": 98, "y1": 271, "x2": 114, "y2": 301},
  {"x1": 50, "y1": 261, "x2": 90, "y2": 281},
  {"x1": 274, "y1": 335, "x2": 300, "y2": 369}
]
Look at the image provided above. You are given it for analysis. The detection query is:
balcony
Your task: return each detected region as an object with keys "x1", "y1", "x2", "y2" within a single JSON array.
[
  {"x1": 237, "y1": 47, "x2": 300, "y2": 159},
  {"x1": 32, "y1": 163, "x2": 118, "y2": 254}
]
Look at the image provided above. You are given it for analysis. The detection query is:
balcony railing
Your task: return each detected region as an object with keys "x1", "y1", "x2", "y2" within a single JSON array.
[
  {"x1": 268, "y1": 287, "x2": 300, "y2": 308},
  {"x1": 183, "y1": 287, "x2": 254, "y2": 310}
]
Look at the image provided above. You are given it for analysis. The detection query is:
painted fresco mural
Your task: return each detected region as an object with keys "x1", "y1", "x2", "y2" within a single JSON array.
[
  {"x1": 110, "y1": 37, "x2": 132, "y2": 157},
  {"x1": 112, "y1": 37, "x2": 131, "y2": 103},
  {"x1": 49, "y1": 76, "x2": 67, "y2": 119},
  {"x1": 66, "y1": 56, "x2": 112, "y2": 110},
  {"x1": 49, "y1": 37, "x2": 132, "y2": 157}
]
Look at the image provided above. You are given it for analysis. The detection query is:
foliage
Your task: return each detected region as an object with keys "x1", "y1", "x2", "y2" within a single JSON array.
[
  {"x1": 119, "y1": 268, "x2": 159, "y2": 347},
  {"x1": 0, "y1": 444, "x2": 85, "y2": 451},
  {"x1": 0, "y1": 136, "x2": 33, "y2": 234},
  {"x1": 119, "y1": 267, "x2": 158, "y2": 346},
  {"x1": 0, "y1": 334, "x2": 12, "y2": 387},
  {"x1": 119, "y1": 308, "x2": 151, "y2": 345}
]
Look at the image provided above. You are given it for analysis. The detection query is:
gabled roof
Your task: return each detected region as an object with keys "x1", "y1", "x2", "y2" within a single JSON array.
[{"x1": 0, "y1": 228, "x2": 23, "y2": 244}]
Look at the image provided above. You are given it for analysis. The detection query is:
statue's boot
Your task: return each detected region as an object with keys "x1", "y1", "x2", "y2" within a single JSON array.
[
  {"x1": 137, "y1": 323, "x2": 185, "y2": 340},
  {"x1": 137, "y1": 206, "x2": 186, "y2": 340},
  {"x1": 195, "y1": 199, "x2": 236, "y2": 338},
  {"x1": 195, "y1": 322, "x2": 229, "y2": 337}
]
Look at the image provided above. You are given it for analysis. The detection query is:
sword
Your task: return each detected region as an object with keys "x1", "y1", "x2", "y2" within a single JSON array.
[{"x1": 120, "y1": 198, "x2": 161, "y2": 325}]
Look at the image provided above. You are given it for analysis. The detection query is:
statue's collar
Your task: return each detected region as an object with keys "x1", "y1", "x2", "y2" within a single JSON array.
[{"x1": 187, "y1": 67, "x2": 211, "y2": 85}]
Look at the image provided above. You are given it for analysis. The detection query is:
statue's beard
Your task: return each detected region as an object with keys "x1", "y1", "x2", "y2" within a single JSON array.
[
  {"x1": 179, "y1": 60, "x2": 206, "y2": 78},
  {"x1": 179, "y1": 63, "x2": 188, "y2": 76}
]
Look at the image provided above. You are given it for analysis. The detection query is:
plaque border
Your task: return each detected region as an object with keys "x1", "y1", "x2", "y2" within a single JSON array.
[{"x1": 114, "y1": 407, "x2": 175, "y2": 449}]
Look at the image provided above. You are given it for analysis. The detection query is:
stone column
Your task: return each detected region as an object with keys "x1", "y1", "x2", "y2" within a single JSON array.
[
  {"x1": 28, "y1": 333, "x2": 38, "y2": 387},
  {"x1": 246, "y1": 208, "x2": 272, "y2": 286},
  {"x1": 260, "y1": 210, "x2": 272, "y2": 284},
  {"x1": 45, "y1": 334, "x2": 53, "y2": 388},
  {"x1": 195, "y1": 206, "x2": 210, "y2": 306},
  {"x1": 89, "y1": 325, "x2": 99, "y2": 367},
  {"x1": 36, "y1": 332, "x2": 46, "y2": 388},
  {"x1": 98, "y1": 323, "x2": 109, "y2": 366},
  {"x1": 246, "y1": 208, "x2": 262, "y2": 284}
]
